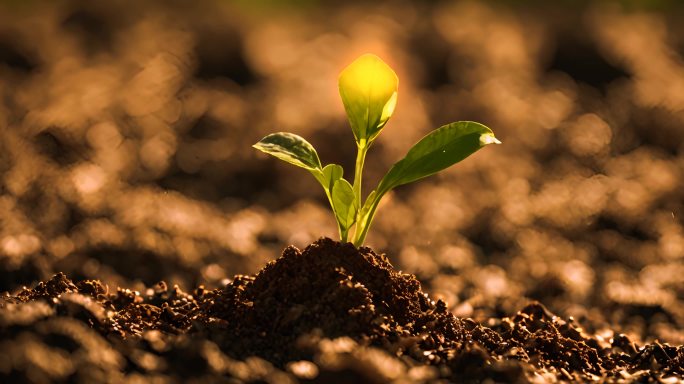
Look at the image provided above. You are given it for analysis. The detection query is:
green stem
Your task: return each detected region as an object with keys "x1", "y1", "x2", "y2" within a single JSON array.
[
  {"x1": 351, "y1": 140, "x2": 368, "y2": 242},
  {"x1": 353, "y1": 143, "x2": 367, "y2": 204},
  {"x1": 340, "y1": 228, "x2": 349, "y2": 242},
  {"x1": 352, "y1": 190, "x2": 384, "y2": 247}
]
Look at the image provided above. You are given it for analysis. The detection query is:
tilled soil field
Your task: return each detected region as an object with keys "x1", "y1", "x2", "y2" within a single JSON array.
[{"x1": 1, "y1": 0, "x2": 684, "y2": 382}]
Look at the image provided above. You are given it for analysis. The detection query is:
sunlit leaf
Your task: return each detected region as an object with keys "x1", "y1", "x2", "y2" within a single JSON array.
[
  {"x1": 339, "y1": 54, "x2": 398, "y2": 144},
  {"x1": 320, "y1": 163, "x2": 343, "y2": 190},
  {"x1": 314, "y1": 163, "x2": 344, "y2": 211},
  {"x1": 253, "y1": 132, "x2": 322, "y2": 171},
  {"x1": 312, "y1": 163, "x2": 343, "y2": 204},
  {"x1": 377, "y1": 121, "x2": 500, "y2": 194},
  {"x1": 331, "y1": 178, "x2": 357, "y2": 238}
]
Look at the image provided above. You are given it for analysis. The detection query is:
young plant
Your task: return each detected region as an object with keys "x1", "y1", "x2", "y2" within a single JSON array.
[{"x1": 254, "y1": 54, "x2": 500, "y2": 246}]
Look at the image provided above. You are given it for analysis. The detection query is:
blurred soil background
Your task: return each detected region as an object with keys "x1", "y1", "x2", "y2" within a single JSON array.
[{"x1": 1, "y1": 0, "x2": 684, "y2": 379}]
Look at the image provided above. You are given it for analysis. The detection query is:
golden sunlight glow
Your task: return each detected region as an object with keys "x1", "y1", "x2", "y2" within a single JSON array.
[{"x1": 338, "y1": 54, "x2": 399, "y2": 141}]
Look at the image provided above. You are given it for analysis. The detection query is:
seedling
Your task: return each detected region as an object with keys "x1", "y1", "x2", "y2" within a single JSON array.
[{"x1": 254, "y1": 54, "x2": 500, "y2": 246}]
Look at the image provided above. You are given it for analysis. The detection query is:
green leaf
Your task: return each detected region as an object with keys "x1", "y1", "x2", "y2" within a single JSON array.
[
  {"x1": 331, "y1": 178, "x2": 357, "y2": 238},
  {"x1": 339, "y1": 54, "x2": 398, "y2": 144},
  {"x1": 377, "y1": 121, "x2": 500, "y2": 194},
  {"x1": 311, "y1": 163, "x2": 350, "y2": 240},
  {"x1": 352, "y1": 122, "x2": 499, "y2": 246},
  {"x1": 312, "y1": 163, "x2": 343, "y2": 204},
  {"x1": 253, "y1": 132, "x2": 322, "y2": 171},
  {"x1": 320, "y1": 164, "x2": 343, "y2": 190}
]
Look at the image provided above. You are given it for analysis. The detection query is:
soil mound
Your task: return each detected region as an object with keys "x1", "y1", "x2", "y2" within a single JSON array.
[{"x1": 1, "y1": 238, "x2": 683, "y2": 383}]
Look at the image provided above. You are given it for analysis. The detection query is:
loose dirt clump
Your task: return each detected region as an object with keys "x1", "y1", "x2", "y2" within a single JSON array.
[{"x1": 1, "y1": 238, "x2": 683, "y2": 383}]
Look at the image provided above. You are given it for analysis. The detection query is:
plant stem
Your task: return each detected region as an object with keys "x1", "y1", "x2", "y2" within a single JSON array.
[
  {"x1": 352, "y1": 141, "x2": 367, "y2": 203},
  {"x1": 351, "y1": 140, "x2": 368, "y2": 242},
  {"x1": 352, "y1": 190, "x2": 383, "y2": 247},
  {"x1": 340, "y1": 227, "x2": 348, "y2": 242}
]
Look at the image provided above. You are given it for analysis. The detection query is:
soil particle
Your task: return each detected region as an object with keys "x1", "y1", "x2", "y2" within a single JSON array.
[{"x1": 1, "y1": 238, "x2": 683, "y2": 383}]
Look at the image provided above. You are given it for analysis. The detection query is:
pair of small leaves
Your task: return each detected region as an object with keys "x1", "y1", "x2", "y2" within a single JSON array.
[
  {"x1": 253, "y1": 121, "x2": 499, "y2": 244},
  {"x1": 253, "y1": 134, "x2": 357, "y2": 240},
  {"x1": 316, "y1": 164, "x2": 357, "y2": 238}
]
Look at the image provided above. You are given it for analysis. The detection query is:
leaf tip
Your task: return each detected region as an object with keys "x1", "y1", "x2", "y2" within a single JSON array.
[{"x1": 480, "y1": 133, "x2": 502, "y2": 146}]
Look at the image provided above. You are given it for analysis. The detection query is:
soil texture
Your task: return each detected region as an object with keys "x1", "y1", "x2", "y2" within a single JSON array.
[{"x1": 2, "y1": 238, "x2": 682, "y2": 383}]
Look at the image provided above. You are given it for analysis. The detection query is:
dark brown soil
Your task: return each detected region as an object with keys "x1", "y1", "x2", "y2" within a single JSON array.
[{"x1": 2, "y1": 238, "x2": 682, "y2": 383}]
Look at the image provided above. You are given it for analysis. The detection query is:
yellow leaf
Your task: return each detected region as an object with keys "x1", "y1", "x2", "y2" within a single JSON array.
[{"x1": 339, "y1": 54, "x2": 398, "y2": 144}]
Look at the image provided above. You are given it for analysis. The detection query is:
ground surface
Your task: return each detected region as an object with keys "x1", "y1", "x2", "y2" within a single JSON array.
[
  {"x1": 1, "y1": 0, "x2": 684, "y2": 383},
  {"x1": 2, "y1": 239, "x2": 683, "y2": 383}
]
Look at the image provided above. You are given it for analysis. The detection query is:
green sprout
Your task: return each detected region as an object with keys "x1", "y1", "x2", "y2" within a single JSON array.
[{"x1": 254, "y1": 54, "x2": 500, "y2": 246}]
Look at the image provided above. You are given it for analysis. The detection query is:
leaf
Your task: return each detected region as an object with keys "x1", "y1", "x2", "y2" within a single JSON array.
[
  {"x1": 377, "y1": 121, "x2": 500, "y2": 194},
  {"x1": 331, "y1": 178, "x2": 357, "y2": 235},
  {"x1": 320, "y1": 164, "x2": 343, "y2": 190},
  {"x1": 339, "y1": 54, "x2": 398, "y2": 144},
  {"x1": 311, "y1": 163, "x2": 351, "y2": 240},
  {"x1": 311, "y1": 163, "x2": 343, "y2": 203},
  {"x1": 253, "y1": 132, "x2": 322, "y2": 171},
  {"x1": 351, "y1": 122, "x2": 499, "y2": 246}
]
